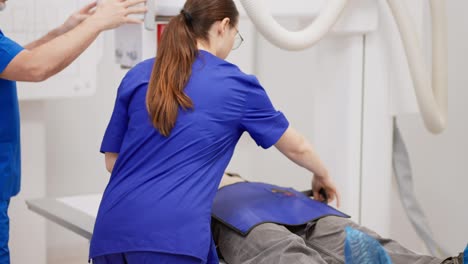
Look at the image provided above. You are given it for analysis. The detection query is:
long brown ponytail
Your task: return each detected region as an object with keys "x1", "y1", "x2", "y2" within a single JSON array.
[{"x1": 146, "y1": 0, "x2": 239, "y2": 137}]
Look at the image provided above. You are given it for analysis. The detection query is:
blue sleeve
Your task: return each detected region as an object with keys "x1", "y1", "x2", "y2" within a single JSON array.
[
  {"x1": 100, "y1": 77, "x2": 131, "y2": 153},
  {"x1": 0, "y1": 33, "x2": 24, "y2": 74},
  {"x1": 241, "y1": 75, "x2": 289, "y2": 149}
]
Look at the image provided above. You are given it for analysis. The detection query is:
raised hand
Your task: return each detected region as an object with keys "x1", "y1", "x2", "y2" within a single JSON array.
[
  {"x1": 61, "y1": 1, "x2": 98, "y2": 33},
  {"x1": 89, "y1": 0, "x2": 148, "y2": 31}
]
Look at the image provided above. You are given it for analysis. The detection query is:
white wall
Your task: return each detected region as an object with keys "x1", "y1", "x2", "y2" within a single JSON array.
[
  {"x1": 229, "y1": 19, "x2": 365, "y2": 220},
  {"x1": 9, "y1": 102, "x2": 47, "y2": 263},
  {"x1": 394, "y1": 0, "x2": 468, "y2": 255},
  {"x1": 43, "y1": 31, "x2": 123, "y2": 263}
]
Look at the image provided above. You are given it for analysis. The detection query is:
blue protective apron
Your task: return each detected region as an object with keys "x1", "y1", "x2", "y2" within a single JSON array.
[{"x1": 212, "y1": 182, "x2": 350, "y2": 236}]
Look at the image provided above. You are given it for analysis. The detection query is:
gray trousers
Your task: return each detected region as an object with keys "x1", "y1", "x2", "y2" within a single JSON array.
[{"x1": 212, "y1": 216, "x2": 443, "y2": 264}]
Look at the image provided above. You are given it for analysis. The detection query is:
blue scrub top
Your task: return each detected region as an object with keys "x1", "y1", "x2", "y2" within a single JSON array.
[
  {"x1": 0, "y1": 30, "x2": 24, "y2": 201},
  {"x1": 90, "y1": 50, "x2": 289, "y2": 262}
]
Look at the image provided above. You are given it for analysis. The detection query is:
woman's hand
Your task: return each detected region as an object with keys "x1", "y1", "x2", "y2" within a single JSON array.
[{"x1": 312, "y1": 173, "x2": 341, "y2": 208}]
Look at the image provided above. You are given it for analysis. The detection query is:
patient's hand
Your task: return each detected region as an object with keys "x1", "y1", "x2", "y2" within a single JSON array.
[{"x1": 312, "y1": 174, "x2": 341, "y2": 208}]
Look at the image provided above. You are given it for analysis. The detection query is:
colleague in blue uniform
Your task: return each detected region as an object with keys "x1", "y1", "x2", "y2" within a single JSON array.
[
  {"x1": 0, "y1": 1, "x2": 146, "y2": 263},
  {"x1": 90, "y1": 0, "x2": 340, "y2": 263}
]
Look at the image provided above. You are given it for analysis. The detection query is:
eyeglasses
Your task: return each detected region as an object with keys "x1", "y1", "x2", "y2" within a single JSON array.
[{"x1": 232, "y1": 28, "x2": 244, "y2": 50}]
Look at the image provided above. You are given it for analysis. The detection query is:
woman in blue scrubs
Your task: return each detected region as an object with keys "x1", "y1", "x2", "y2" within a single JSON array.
[{"x1": 90, "y1": 0, "x2": 341, "y2": 263}]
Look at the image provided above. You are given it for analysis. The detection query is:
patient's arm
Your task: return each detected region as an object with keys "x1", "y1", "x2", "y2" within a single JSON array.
[
  {"x1": 105, "y1": 152, "x2": 119, "y2": 173},
  {"x1": 274, "y1": 127, "x2": 340, "y2": 206}
]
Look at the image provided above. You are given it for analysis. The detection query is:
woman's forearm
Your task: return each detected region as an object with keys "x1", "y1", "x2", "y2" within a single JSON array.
[{"x1": 275, "y1": 127, "x2": 329, "y2": 178}]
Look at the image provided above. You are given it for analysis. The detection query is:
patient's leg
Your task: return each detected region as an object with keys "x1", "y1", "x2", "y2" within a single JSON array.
[
  {"x1": 302, "y1": 216, "x2": 444, "y2": 264},
  {"x1": 212, "y1": 221, "x2": 328, "y2": 264}
]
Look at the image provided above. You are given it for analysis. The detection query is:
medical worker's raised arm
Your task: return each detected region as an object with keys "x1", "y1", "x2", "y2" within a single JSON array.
[
  {"x1": 23, "y1": 2, "x2": 98, "y2": 50},
  {"x1": 0, "y1": 0, "x2": 147, "y2": 82},
  {"x1": 275, "y1": 127, "x2": 341, "y2": 206}
]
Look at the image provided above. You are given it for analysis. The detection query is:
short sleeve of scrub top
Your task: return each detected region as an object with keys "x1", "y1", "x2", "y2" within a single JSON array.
[
  {"x1": 240, "y1": 75, "x2": 289, "y2": 149},
  {"x1": 0, "y1": 31, "x2": 24, "y2": 73},
  {"x1": 100, "y1": 77, "x2": 131, "y2": 153}
]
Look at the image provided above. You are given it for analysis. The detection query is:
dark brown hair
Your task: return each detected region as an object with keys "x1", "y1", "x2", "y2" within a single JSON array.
[{"x1": 146, "y1": 0, "x2": 239, "y2": 136}]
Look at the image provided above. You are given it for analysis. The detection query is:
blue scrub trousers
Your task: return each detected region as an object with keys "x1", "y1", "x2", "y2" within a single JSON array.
[
  {"x1": 0, "y1": 200, "x2": 10, "y2": 264},
  {"x1": 92, "y1": 252, "x2": 203, "y2": 264}
]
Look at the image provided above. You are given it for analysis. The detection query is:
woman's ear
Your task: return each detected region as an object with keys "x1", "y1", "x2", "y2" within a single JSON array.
[{"x1": 218, "y1": 17, "x2": 231, "y2": 35}]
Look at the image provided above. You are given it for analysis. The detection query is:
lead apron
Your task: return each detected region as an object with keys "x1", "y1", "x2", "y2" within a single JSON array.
[{"x1": 212, "y1": 182, "x2": 350, "y2": 236}]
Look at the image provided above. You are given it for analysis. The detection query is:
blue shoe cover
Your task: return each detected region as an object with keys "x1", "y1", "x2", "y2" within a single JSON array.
[
  {"x1": 463, "y1": 244, "x2": 467, "y2": 264},
  {"x1": 344, "y1": 226, "x2": 393, "y2": 264}
]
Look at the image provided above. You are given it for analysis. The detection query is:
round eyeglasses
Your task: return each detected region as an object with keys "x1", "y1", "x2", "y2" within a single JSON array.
[{"x1": 232, "y1": 28, "x2": 244, "y2": 50}]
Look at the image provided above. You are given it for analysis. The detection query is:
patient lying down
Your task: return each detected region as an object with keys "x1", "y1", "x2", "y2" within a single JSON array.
[{"x1": 212, "y1": 173, "x2": 465, "y2": 264}]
